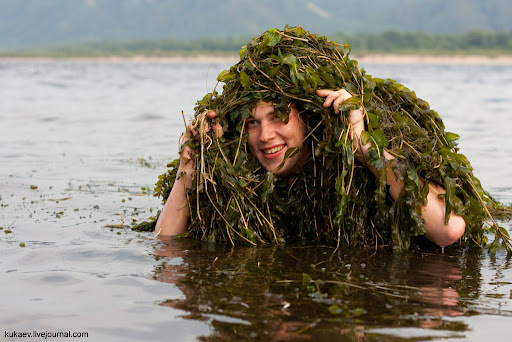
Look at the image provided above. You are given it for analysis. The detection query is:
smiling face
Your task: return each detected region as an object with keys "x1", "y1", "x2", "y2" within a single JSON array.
[{"x1": 246, "y1": 101, "x2": 310, "y2": 177}]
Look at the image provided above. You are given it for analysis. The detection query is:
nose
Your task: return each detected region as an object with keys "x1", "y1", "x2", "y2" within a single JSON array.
[{"x1": 259, "y1": 121, "x2": 276, "y2": 142}]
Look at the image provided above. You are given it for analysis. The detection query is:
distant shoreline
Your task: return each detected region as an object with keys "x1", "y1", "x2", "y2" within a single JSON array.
[
  {"x1": 355, "y1": 54, "x2": 512, "y2": 64},
  {"x1": 2, "y1": 53, "x2": 512, "y2": 65}
]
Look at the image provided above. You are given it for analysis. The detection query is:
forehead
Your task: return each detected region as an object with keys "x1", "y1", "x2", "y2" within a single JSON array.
[
  {"x1": 251, "y1": 101, "x2": 275, "y2": 117},
  {"x1": 251, "y1": 101, "x2": 296, "y2": 118}
]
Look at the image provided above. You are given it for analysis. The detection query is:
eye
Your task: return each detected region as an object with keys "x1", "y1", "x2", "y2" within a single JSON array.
[
  {"x1": 270, "y1": 114, "x2": 286, "y2": 124},
  {"x1": 245, "y1": 118, "x2": 259, "y2": 127}
]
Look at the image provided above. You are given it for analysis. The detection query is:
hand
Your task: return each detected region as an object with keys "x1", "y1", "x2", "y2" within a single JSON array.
[
  {"x1": 178, "y1": 110, "x2": 223, "y2": 187},
  {"x1": 177, "y1": 124, "x2": 195, "y2": 187},
  {"x1": 204, "y1": 110, "x2": 224, "y2": 138},
  {"x1": 316, "y1": 89, "x2": 365, "y2": 142}
]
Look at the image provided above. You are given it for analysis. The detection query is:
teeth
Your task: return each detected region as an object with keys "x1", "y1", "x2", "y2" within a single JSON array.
[{"x1": 263, "y1": 146, "x2": 284, "y2": 154}]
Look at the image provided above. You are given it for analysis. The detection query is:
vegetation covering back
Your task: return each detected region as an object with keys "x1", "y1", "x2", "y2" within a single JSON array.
[{"x1": 152, "y1": 26, "x2": 509, "y2": 250}]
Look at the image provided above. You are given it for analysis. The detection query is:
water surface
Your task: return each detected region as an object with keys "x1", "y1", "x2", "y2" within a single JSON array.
[{"x1": 1, "y1": 59, "x2": 512, "y2": 341}]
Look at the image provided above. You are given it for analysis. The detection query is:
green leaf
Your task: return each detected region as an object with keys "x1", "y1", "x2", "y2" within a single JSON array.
[
  {"x1": 240, "y1": 71, "x2": 253, "y2": 89},
  {"x1": 361, "y1": 131, "x2": 371, "y2": 146},
  {"x1": 443, "y1": 176, "x2": 456, "y2": 224},
  {"x1": 328, "y1": 305, "x2": 343, "y2": 315},
  {"x1": 261, "y1": 172, "x2": 276, "y2": 202},
  {"x1": 319, "y1": 67, "x2": 337, "y2": 87},
  {"x1": 302, "y1": 273, "x2": 312, "y2": 285},
  {"x1": 293, "y1": 26, "x2": 306, "y2": 36},
  {"x1": 334, "y1": 131, "x2": 347, "y2": 148},
  {"x1": 367, "y1": 111, "x2": 380, "y2": 128},
  {"x1": 343, "y1": 42, "x2": 352, "y2": 54},
  {"x1": 282, "y1": 147, "x2": 299, "y2": 162},
  {"x1": 258, "y1": 34, "x2": 269, "y2": 51},
  {"x1": 305, "y1": 67, "x2": 324, "y2": 86},
  {"x1": 269, "y1": 53, "x2": 282, "y2": 64},
  {"x1": 217, "y1": 69, "x2": 236, "y2": 82},
  {"x1": 301, "y1": 78, "x2": 314, "y2": 95},
  {"x1": 407, "y1": 167, "x2": 420, "y2": 188},
  {"x1": 238, "y1": 47, "x2": 246, "y2": 60},
  {"x1": 453, "y1": 153, "x2": 471, "y2": 168},
  {"x1": 343, "y1": 82, "x2": 357, "y2": 95},
  {"x1": 282, "y1": 54, "x2": 297, "y2": 66},
  {"x1": 225, "y1": 163, "x2": 236, "y2": 175},
  {"x1": 372, "y1": 129, "x2": 389, "y2": 148},
  {"x1": 440, "y1": 147, "x2": 455, "y2": 160},
  {"x1": 266, "y1": 29, "x2": 281, "y2": 47},
  {"x1": 373, "y1": 155, "x2": 386, "y2": 169},
  {"x1": 335, "y1": 170, "x2": 348, "y2": 194},
  {"x1": 499, "y1": 226, "x2": 510, "y2": 238},
  {"x1": 338, "y1": 96, "x2": 361, "y2": 112},
  {"x1": 267, "y1": 65, "x2": 281, "y2": 78},
  {"x1": 350, "y1": 308, "x2": 368, "y2": 316},
  {"x1": 445, "y1": 132, "x2": 460, "y2": 142},
  {"x1": 289, "y1": 69, "x2": 298, "y2": 86}
]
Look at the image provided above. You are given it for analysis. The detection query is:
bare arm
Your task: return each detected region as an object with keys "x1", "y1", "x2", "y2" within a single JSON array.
[
  {"x1": 154, "y1": 128, "x2": 194, "y2": 237},
  {"x1": 155, "y1": 111, "x2": 222, "y2": 237},
  {"x1": 317, "y1": 89, "x2": 465, "y2": 247}
]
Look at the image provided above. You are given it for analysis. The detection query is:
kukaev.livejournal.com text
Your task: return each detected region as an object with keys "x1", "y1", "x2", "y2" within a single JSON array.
[{"x1": 5, "y1": 330, "x2": 89, "y2": 339}]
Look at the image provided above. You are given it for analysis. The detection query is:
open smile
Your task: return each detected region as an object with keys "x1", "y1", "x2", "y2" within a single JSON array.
[
  {"x1": 263, "y1": 145, "x2": 285, "y2": 155},
  {"x1": 261, "y1": 145, "x2": 286, "y2": 159}
]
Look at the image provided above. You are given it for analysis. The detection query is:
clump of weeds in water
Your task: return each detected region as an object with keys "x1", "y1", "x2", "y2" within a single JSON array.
[{"x1": 146, "y1": 26, "x2": 510, "y2": 252}]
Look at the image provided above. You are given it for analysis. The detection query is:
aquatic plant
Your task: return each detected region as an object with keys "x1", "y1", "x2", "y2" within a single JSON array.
[{"x1": 153, "y1": 26, "x2": 510, "y2": 250}]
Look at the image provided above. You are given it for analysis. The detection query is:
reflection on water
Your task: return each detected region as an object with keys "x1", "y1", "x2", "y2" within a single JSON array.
[
  {"x1": 414, "y1": 255, "x2": 464, "y2": 328},
  {"x1": 150, "y1": 239, "x2": 500, "y2": 340}
]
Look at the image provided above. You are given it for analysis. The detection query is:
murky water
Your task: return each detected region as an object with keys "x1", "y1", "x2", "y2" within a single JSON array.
[{"x1": 1, "y1": 59, "x2": 512, "y2": 341}]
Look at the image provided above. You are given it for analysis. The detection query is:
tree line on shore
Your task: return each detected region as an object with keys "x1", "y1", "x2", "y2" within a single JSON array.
[{"x1": 3, "y1": 30, "x2": 512, "y2": 57}]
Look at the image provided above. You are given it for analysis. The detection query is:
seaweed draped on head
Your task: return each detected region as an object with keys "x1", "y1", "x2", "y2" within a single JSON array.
[{"x1": 155, "y1": 26, "x2": 498, "y2": 250}]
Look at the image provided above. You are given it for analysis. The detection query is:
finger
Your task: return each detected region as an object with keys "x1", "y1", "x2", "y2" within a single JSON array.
[
  {"x1": 316, "y1": 89, "x2": 334, "y2": 107},
  {"x1": 206, "y1": 110, "x2": 218, "y2": 119},
  {"x1": 212, "y1": 117, "x2": 224, "y2": 138},
  {"x1": 180, "y1": 132, "x2": 190, "y2": 146},
  {"x1": 316, "y1": 89, "x2": 334, "y2": 97},
  {"x1": 186, "y1": 123, "x2": 199, "y2": 136},
  {"x1": 332, "y1": 94, "x2": 350, "y2": 114},
  {"x1": 185, "y1": 123, "x2": 193, "y2": 134},
  {"x1": 331, "y1": 90, "x2": 353, "y2": 114},
  {"x1": 332, "y1": 97, "x2": 342, "y2": 114},
  {"x1": 180, "y1": 143, "x2": 192, "y2": 157},
  {"x1": 323, "y1": 91, "x2": 340, "y2": 107},
  {"x1": 323, "y1": 94, "x2": 336, "y2": 107},
  {"x1": 212, "y1": 123, "x2": 224, "y2": 138},
  {"x1": 181, "y1": 125, "x2": 195, "y2": 146},
  {"x1": 330, "y1": 89, "x2": 351, "y2": 102},
  {"x1": 320, "y1": 89, "x2": 348, "y2": 108}
]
